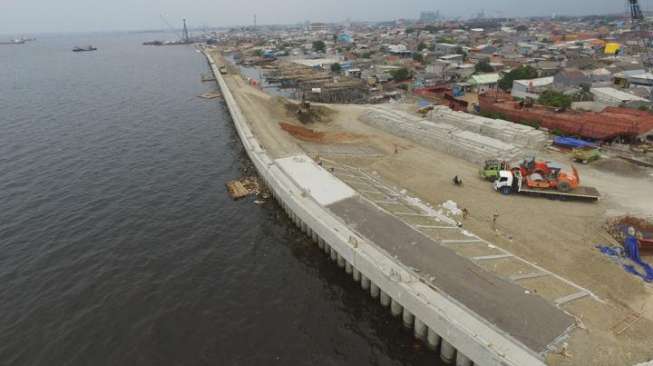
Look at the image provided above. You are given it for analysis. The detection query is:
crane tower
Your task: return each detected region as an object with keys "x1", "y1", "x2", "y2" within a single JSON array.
[{"x1": 628, "y1": 0, "x2": 644, "y2": 21}]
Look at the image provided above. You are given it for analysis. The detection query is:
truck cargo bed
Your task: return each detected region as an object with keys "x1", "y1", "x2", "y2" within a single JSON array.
[{"x1": 519, "y1": 186, "x2": 600, "y2": 201}]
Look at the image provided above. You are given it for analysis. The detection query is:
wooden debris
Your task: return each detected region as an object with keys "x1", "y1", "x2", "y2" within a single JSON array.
[
  {"x1": 226, "y1": 177, "x2": 259, "y2": 199},
  {"x1": 198, "y1": 91, "x2": 222, "y2": 99},
  {"x1": 201, "y1": 73, "x2": 216, "y2": 82}
]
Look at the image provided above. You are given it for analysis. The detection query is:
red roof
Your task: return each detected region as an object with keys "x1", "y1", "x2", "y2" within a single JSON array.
[{"x1": 479, "y1": 97, "x2": 653, "y2": 140}]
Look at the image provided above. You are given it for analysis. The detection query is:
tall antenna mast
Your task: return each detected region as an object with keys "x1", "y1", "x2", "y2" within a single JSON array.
[
  {"x1": 628, "y1": 0, "x2": 644, "y2": 22},
  {"x1": 182, "y1": 18, "x2": 190, "y2": 43},
  {"x1": 254, "y1": 14, "x2": 257, "y2": 31}
]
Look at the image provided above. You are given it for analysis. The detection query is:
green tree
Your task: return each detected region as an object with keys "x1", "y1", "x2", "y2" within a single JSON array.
[
  {"x1": 413, "y1": 53, "x2": 424, "y2": 63},
  {"x1": 424, "y1": 25, "x2": 443, "y2": 33},
  {"x1": 437, "y1": 36, "x2": 455, "y2": 44},
  {"x1": 475, "y1": 60, "x2": 494, "y2": 73},
  {"x1": 390, "y1": 67, "x2": 412, "y2": 81},
  {"x1": 312, "y1": 40, "x2": 326, "y2": 53},
  {"x1": 538, "y1": 90, "x2": 572, "y2": 109},
  {"x1": 417, "y1": 41, "x2": 428, "y2": 51},
  {"x1": 454, "y1": 46, "x2": 468, "y2": 61},
  {"x1": 498, "y1": 65, "x2": 538, "y2": 91},
  {"x1": 330, "y1": 62, "x2": 342, "y2": 73}
]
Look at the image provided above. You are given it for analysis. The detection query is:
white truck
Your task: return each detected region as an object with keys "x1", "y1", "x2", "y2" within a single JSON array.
[{"x1": 493, "y1": 170, "x2": 601, "y2": 202}]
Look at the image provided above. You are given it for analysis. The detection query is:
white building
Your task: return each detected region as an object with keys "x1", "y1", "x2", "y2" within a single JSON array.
[{"x1": 511, "y1": 76, "x2": 554, "y2": 99}]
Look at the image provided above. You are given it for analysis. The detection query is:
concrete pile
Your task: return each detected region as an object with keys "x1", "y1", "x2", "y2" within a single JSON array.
[
  {"x1": 428, "y1": 106, "x2": 548, "y2": 150},
  {"x1": 361, "y1": 107, "x2": 522, "y2": 164}
]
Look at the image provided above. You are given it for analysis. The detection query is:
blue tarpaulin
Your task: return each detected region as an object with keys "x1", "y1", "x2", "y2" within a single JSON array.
[
  {"x1": 596, "y1": 236, "x2": 653, "y2": 283},
  {"x1": 553, "y1": 136, "x2": 598, "y2": 149}
]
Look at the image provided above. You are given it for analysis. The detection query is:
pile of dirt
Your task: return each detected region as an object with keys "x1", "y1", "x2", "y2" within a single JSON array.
[
  {"x1": 279, "y1": 122, "x2": 362, "y2": 144},
  {"x1": 607, "y1": 216, "x2": 653, "y2": 242},
  {"x1": 280, "y1": 97, "x2": 335, "y2": 123}
]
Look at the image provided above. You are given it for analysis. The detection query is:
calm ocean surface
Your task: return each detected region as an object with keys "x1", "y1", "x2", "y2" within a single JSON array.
[{"x1": 0, "y1": 32, "x2": 439, "y2": 366}]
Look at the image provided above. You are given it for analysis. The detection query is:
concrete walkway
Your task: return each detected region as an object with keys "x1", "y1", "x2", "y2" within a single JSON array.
[{"x1": 328, "y1": 196, "x2": 575, "y2": 353}]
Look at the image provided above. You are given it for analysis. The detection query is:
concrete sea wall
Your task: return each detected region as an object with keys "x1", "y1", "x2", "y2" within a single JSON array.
[{"x1": 203, "y1": 49, "x2": 546, "y2": 366}]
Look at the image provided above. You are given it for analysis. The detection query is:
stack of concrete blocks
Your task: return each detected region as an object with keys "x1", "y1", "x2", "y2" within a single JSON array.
[
  {"x1": 361, "y1": 107, "x2": 522, "y2": 164},
  {"x1": 428, "y1": 106, "x2": 548, "y2": 150}
]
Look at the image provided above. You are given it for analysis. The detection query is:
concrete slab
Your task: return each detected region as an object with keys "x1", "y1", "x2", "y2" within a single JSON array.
[
  {"x1": 327, "y1": 196, "x2": 574, "y2": 353},
  {"x1": 276, "y1": 155, "x2": 356, "y2": 206}
]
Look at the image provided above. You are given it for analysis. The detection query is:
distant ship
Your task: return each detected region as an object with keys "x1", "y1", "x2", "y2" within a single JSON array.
[
  {"x1": 73, "y1": 46, "x2": 98, "y2": 52},
  {"x1": 0, "y1": 39, "x2": 25, "y2": 45}
]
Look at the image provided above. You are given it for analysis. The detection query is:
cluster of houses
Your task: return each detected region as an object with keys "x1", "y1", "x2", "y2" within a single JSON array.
[{"x1": 212, "y1": 15, "x2": 653, "y2": 111}]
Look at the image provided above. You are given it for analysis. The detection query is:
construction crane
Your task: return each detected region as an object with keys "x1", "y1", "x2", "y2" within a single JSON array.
[
  {"x1": 159, "y1": 15, "x2": 191, "y2": 43},
  {"x1": 628, "y1": 0, "x2": 645, "y2": 22},
  {"x1": 182, "y1": 19, "x2": 190, "y2": 43}
]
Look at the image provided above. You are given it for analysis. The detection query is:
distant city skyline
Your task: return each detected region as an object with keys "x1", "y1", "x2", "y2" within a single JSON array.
[{"x1": 0, "y1": 0, "x2": 647, "y2": 35}]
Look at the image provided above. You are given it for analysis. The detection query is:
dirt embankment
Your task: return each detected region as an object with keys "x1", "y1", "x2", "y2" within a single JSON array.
[{"x1": 279, "y1": 122, "x2": 364, "y2": 144}]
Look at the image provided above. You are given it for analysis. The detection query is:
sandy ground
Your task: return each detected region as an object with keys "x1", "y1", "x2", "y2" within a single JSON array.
[{"x1": 210, "y1": 50, "x2": 653, "y2": 366}]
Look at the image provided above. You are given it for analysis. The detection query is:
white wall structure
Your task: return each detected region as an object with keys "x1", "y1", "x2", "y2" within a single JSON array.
[
  {"x1": 360, "y1": 106, "x2": 524, "y2": 164},
  {"x1": 203, "y1": 48, "x2": 548, "y2": 366},
  {"x1": 591, "y1": 87, "x2": 649, "y2": 107},
  {"x1": 428, "y1": 106, "x2": 548, "y2": 150}
]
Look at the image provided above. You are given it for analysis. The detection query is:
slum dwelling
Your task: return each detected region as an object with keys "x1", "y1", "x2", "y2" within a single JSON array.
[{"x1": 265, "y1": 61, "x2": 367, "y2": 103}]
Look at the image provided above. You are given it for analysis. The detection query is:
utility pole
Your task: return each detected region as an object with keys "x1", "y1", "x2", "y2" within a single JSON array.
[
  {"x1": 182, "y1": 18, "x2": 190, "y2": 43},
  {"x1": 628, "y1": 0, "x2": 644, "y2": 22}
]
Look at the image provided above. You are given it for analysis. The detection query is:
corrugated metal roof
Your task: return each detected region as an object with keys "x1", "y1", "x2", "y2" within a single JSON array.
[
  {"x1": 514, "y1": 76, "x2": 553, "y2": 87},
  {"x1": 479, "y1": 97, "x2": 653, "y2": 140},
  {"x1": 469, "y1": 73, "x2": 500, "y2": 85},
  {"x1": 591, "y1": 87, "x2": 648, "y2": 102}
]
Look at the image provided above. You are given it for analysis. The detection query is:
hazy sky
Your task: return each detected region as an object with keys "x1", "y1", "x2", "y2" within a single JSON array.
[{"x1": 0, "y1": 0, "x2": 642, "y2": 34}]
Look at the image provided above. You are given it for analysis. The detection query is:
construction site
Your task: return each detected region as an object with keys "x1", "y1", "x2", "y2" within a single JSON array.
[{"x1": 205, "y1": 43, "x2": 653, "y2": 366}]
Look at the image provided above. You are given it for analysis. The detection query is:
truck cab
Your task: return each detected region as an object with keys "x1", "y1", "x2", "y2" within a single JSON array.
[
  {"x1": 480, "y1": 160, "x2": 510, "y2": 181},
  {"x1": 493, "y1": 170, "x2": 521, "y2": 194}
]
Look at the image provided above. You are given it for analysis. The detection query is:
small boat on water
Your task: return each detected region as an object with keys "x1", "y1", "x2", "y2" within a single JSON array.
[
  {"x1": 0, "y1": 39, "x2": 26, "y2": 45},
  {"x1": 73, "y1": 46, "x2": 97, "y2": 52}
]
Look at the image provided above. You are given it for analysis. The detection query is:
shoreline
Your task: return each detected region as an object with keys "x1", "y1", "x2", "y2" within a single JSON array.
[{"x1": 201, "y1": 46, "x2": 555, "y2": 366}]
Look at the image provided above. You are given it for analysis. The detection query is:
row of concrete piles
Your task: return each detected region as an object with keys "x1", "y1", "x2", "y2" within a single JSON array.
[
  {"x1": 427, "y1": 106, "x2": 549, "y2": 150},
  {"x1": 361, "y1": 107, "x2": 522, "y2": 165},
  {"x1": 275, "y1": 197, "x2": 475, "y2": 366}
]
